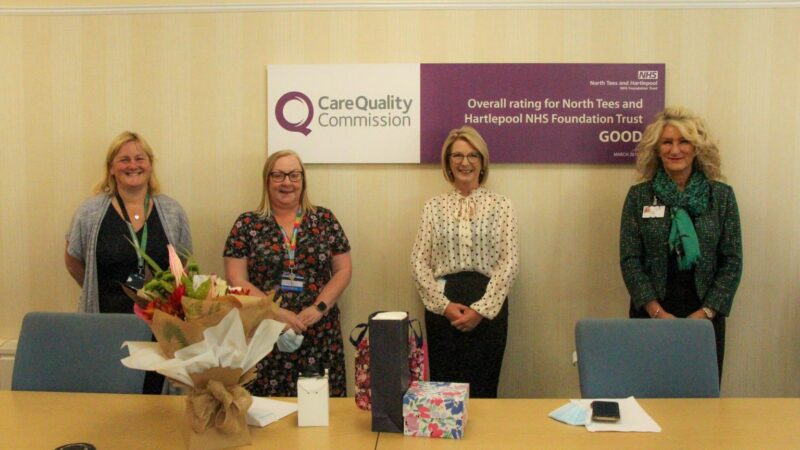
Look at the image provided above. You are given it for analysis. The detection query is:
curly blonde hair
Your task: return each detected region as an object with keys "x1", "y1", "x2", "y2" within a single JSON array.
[{"x1": 635, "y1": 106, "x2": 723, "y2": 181}]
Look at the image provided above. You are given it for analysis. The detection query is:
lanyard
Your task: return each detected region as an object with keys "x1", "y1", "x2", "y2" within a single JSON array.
[
  {"x1": 115, "y1": 192, "x2": 150, "y2": 273},
  {"x1": 278, "y1": 208, "x2": 304, "y2": 269}
]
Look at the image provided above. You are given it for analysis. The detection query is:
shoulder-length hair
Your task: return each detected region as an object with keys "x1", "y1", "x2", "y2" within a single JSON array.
[
  {"x1": 94, "y1": 131, "x2": 161, "y2": 195},
  {"x1": 440, "y1": 125, "x2": 490, "y2": 185},
  {"x1": 256, "y1": 149, "x2": 315, "y2": 217},
  {"x1": 635, "y1": 106, "x2": 723, "y2": 181}
]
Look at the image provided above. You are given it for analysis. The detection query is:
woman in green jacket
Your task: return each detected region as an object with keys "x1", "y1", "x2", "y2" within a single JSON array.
[{"x1": 620, "y1": 107, "x2": 742, "y2": 380}]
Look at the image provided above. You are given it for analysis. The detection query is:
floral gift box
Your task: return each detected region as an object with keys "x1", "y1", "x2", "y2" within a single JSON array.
[{"x1": 403, "y1": 381, "x2": 469, "y2": 439}]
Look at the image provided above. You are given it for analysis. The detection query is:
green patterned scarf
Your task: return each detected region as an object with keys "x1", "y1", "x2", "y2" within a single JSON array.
[{"x1": 653, "y1": 167, "x2": 710, "y2": 270}]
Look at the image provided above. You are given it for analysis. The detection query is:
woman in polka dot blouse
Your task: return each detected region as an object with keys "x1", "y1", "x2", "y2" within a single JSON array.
[{"x1": 411, "y1": 125, "x2": 519, "y2": 398}]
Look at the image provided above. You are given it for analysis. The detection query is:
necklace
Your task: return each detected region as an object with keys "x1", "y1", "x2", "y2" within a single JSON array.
[{"x1": 134, "y1": 213, "x2": 140, "y2": 220}]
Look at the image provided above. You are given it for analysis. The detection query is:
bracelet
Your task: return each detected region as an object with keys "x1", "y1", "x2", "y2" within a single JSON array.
[{"x1": 652, "y1": 307, "x2": 661, "y2": 319}]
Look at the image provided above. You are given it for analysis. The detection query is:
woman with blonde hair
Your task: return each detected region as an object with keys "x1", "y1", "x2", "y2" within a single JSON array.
[
  {"x1": 65, "y1": 131, "x2": 192, "y2": 393},
  {"x1": 620, "y1": 107, "x2": 742, "y2": 380},
  {"x1": 411, "y1": 126, "x2": 519, "y2": 398},
  {"x1": 223, "y1": 150, "x2": 352, "y2": 397}
]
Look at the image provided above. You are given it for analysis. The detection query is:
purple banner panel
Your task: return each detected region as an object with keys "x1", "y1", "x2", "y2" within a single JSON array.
[{"x1": 420, "y1": 64, "x2": 665, "y2": 164}]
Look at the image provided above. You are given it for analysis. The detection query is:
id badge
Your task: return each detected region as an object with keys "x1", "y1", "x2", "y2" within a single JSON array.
[
  {"x1": 125, "y1": 272, "x2": 146, "y2": 290},
  {"x1": 642, "y1": 205, "x2": 665, "y2": 218},
  {"x1": 280, "y1": 271, "x2": 304, "y2": 293}
]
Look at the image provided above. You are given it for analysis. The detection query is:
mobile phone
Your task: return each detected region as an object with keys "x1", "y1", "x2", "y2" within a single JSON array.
[{"x1": 591, "y1": 401, "x2": 620, "y2": 422}]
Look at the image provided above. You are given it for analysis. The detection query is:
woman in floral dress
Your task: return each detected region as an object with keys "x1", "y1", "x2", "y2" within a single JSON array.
[{"x1": 224, "y1": 150, "x2": 352, "y2": 396}]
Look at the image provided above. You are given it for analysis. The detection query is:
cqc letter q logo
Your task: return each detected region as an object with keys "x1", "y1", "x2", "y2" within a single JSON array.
[{"x1": 275, "y1": 91, "x2": 314, "y2": 136}]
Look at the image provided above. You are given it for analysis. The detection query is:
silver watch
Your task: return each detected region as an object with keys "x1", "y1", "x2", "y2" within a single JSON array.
[{"x1": 702, "y1": 307, "x2": 716, "y2": 319}]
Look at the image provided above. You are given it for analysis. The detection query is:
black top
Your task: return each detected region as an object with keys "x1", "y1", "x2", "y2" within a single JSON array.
[
  {"x1": 96, "y1": 206, "x2": 169, "y2": 313},
  {"x1": 662, "y1": 252, "x2": 702, "y2": 317}
]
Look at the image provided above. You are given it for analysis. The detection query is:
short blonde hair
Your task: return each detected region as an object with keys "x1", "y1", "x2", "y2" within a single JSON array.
[
  {"x1": 256, "y1": 150, "x2": 315, "y2": 217},
  {"x1": 94, "y1": 131, "x2": 161, "y2": 195},
  {"x1": 440, "y1": 126, "x2": 490, "y2": 185},
  {"x1": 635, "y1": 106, "x2": 723, "y2": 181}
]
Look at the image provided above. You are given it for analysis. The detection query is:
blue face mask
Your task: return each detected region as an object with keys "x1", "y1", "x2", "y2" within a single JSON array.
[
  {"x1": 549, "y1": 401, "x2": 589, "y2": 426},
  {"x1": 277, "y1": 329, "x2": 304, "y2": 353}
]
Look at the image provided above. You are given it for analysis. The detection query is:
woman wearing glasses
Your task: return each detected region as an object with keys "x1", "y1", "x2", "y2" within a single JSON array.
[
  {"x1": 224, "y1": 150, "x2": 352, "y2": 397},
  {"x1": 411, "y1": 126, "x2": 519, "y2": 398}
]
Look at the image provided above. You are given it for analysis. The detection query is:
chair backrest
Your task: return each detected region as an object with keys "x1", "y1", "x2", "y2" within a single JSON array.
[
  {"x1": 575, "y1": 318, "x2": 719, "y2": 398},
  {"x1": 12, "y1": 312, "x2": 151, "y2": 393}
]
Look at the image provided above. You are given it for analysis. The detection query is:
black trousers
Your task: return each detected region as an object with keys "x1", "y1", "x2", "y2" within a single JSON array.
[{"x1": 425, "y1": 272, "x2": 509, "y2": 399}]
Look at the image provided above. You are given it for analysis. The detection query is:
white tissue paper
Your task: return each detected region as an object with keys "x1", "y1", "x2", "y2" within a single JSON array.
[{"x1": 121, "y1": 308, "x2": 284, "y2": 388}]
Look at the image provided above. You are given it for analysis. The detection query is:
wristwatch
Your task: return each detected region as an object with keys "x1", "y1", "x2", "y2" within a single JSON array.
[
  {"x1": 702, "y1": 306, "x2": 716, "y2": 319},
  {"x1": 316, "y1": 301, "x2": 328, "y2": 313}
]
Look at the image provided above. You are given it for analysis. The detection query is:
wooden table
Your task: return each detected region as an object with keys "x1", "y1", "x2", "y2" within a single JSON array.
[
  {"x1": 0, "y1": 391, "x2": 376, "y2": 449},
  {"x1": 2, "y1": 392, "x2": 798, "y2": 449},
  {"x1": 379, "y1": 398, "x2": 800, "y2": 450}
]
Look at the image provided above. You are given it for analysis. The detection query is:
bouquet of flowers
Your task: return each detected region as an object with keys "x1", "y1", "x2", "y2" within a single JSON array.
[{"x1": 121, "y1": 245, "x2": 284, "y2": 450}]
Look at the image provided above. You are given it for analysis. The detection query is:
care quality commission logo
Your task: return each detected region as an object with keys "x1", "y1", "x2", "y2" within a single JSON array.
[{"x1": 275, "y1": 91, "x2": 314, "y2": 136}]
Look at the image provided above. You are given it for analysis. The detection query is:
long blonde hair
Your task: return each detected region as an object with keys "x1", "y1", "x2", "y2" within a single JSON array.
[
  {"x1": 93, "y1": 131, "x2": 162, "y2": 195},
  {"x1": 635, "y1": 106, "x2": 723, "y2": 181},
  {"x1": 256, "y1": 150, "x2": 315, "y2": 217}
]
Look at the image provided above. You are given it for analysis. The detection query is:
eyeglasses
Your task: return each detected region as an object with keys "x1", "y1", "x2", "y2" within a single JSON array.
[
  {"x1": 450, "y1": 152, "x2": 481, "y2": 163},
  {"x1": 268, "y1": 170, "x2": 304, "y2": 182}
]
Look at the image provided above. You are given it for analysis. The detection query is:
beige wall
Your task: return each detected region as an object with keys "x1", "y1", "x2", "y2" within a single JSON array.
[{"x1": 1, "y1": 6, "x2": 798, "y2": 398}]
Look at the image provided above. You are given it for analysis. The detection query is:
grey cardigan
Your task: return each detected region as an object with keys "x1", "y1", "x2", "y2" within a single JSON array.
[{"x1": 66, "y1": 194, "x2": 193, "y2": 313}]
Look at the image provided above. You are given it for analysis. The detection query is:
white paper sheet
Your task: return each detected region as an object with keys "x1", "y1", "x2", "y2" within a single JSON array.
[
  {"x1": 579, "y1": 396, "x2": 661, "y2": 432},
  {"x1": 246, "y1": 397, "x2": 298, "y2": 427}
]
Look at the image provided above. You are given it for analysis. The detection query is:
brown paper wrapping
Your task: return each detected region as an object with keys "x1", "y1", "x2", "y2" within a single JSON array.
[
  {"x1": 180, "y1": 367, "x2": 258, "y2": 450},
  {"x1": 141, "y1": 289, "x2": 280, "y2": 449},
  {"x1": 150, "y1": 292, "x2": 279, "y2": 358}
]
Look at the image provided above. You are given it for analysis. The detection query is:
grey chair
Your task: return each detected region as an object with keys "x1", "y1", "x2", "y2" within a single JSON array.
[
  {"x1": 575, "y1": 318, "x2": 720, "y2": 398},
  {"x1": 12, "y1": 312, "x2": 152, "y2": 393}
]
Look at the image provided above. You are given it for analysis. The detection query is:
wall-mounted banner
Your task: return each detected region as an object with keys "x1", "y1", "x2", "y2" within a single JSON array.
[{"x1": 268, "y1": 63, "x2": 664, "y2": 164}]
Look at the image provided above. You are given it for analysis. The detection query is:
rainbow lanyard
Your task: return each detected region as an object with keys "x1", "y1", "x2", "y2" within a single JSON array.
[{"x1": 279, "y1": 208, "x2": 304, "y2": 270}]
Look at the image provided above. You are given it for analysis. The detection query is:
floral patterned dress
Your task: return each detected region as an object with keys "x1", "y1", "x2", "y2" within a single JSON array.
[{"x1": 223, "y1": 207, "x2": 350, "y2": 397}]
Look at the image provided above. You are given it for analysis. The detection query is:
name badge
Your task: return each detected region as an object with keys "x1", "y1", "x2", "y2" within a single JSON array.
[
  {"x1": 280, "y1": 271, "x2": 304, "y2": 293},
  {"x1": 642, "y1": 205, "x2": 665, "y2": 218}
]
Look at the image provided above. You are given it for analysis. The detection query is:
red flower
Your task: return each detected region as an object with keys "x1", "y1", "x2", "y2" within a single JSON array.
[
  {"x1": 429, "y1": 423, "x2": 443, "y2": 438},
  {"x1": 166, "y1": 284, "x2": 186, "y2": 319}
]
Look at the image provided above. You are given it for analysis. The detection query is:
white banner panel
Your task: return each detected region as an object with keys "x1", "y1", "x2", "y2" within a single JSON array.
[{"x1": 268, "y1": 64, "x2": 421, "y2": 163}]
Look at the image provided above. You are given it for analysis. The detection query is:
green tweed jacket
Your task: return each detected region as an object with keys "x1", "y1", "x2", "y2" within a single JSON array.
[{"x1": 619, "y1": 180, "x2": 742, "y2": 317}]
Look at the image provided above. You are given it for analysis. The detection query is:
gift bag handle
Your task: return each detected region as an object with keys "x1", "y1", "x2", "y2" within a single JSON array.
[
  {"x1": 349, "y1": 310, "x2": 385, "y2": 346},
  {"x1": 349, "y1": 323, "x2": 369, "y2": 347}
]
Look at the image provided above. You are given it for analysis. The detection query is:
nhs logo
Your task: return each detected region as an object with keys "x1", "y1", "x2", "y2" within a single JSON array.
[{"x1": 638, "y1": 71, "x2": 659, "y2": 80}]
